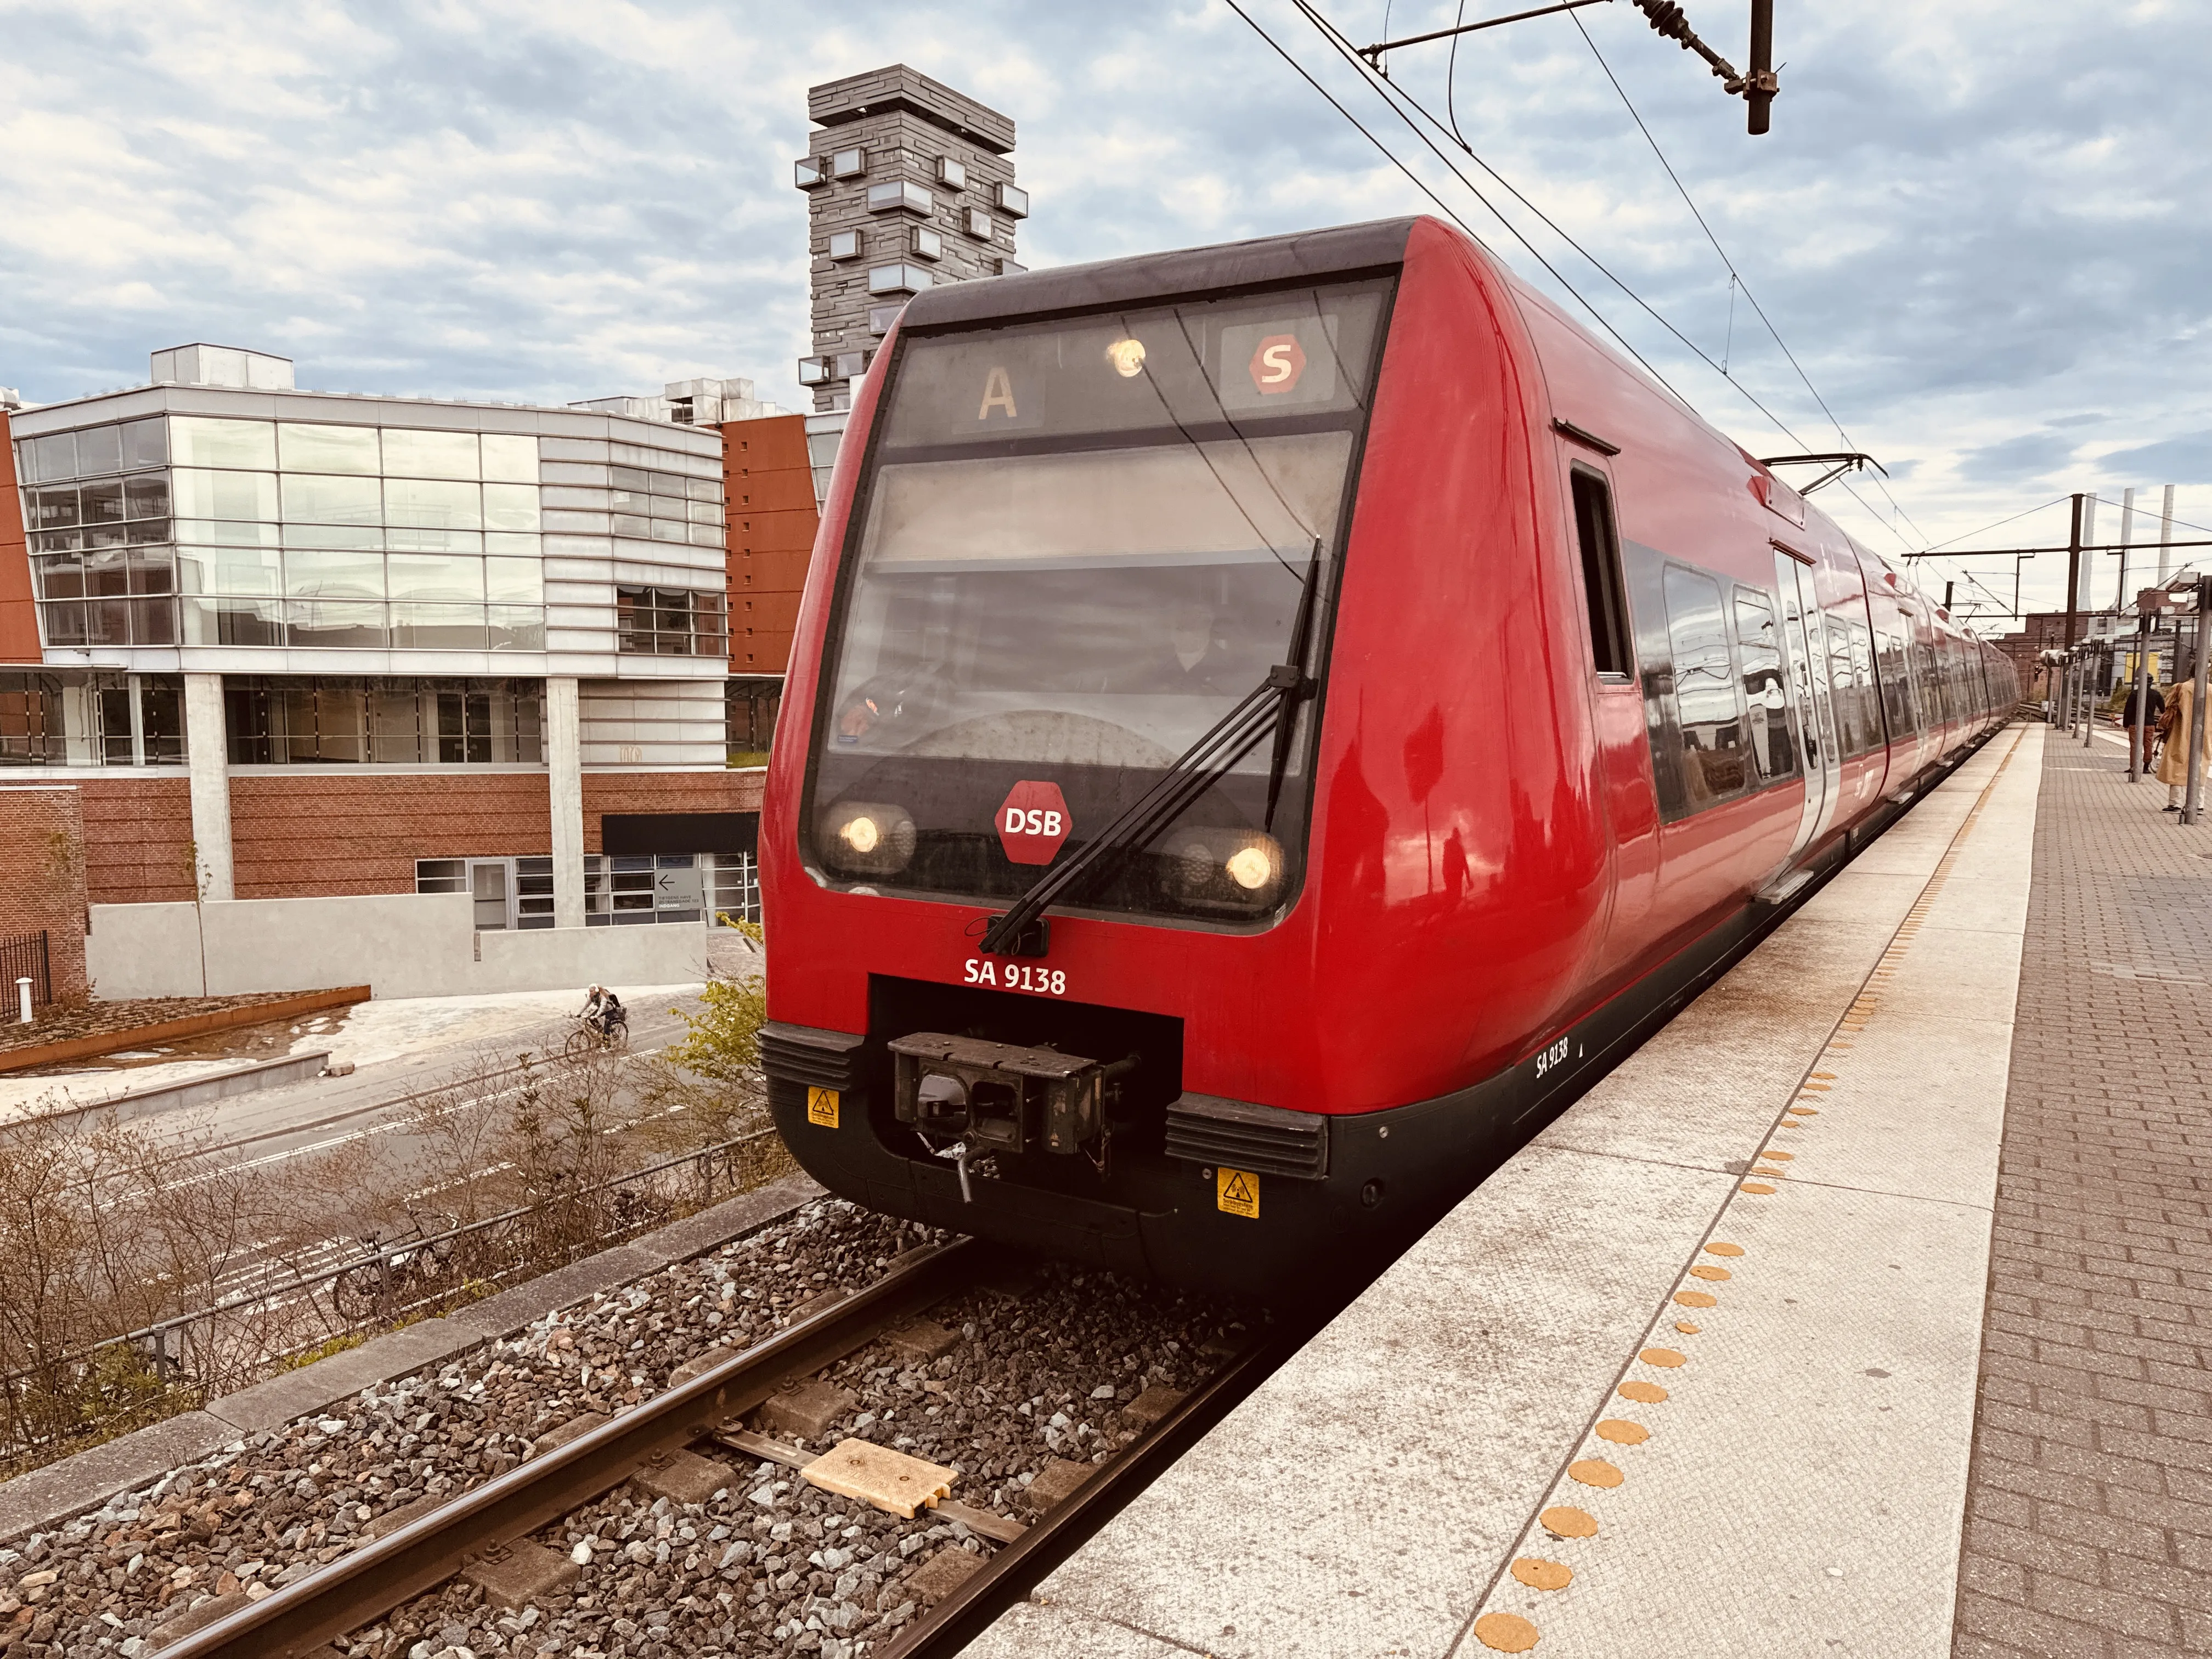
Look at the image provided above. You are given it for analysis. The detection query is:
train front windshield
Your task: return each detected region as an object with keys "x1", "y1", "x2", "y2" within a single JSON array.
[{"x1": 808, "y1": 278, "x2": 1392, "y2": 925}]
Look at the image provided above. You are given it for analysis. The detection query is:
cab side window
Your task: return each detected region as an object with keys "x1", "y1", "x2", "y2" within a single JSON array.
[
  {"x1": 1662, "y1": 565, "x2": 1753, "y2": 808},
  {"x1": 1571, "y1": 469, "x2": 1632, "y2": 680}
]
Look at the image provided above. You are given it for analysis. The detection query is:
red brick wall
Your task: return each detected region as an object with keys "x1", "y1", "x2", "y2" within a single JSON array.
[
  {"x1": 230, "y1": 772, "x2": 552, "y2": 897},
  {"x1": 722, "y1": 414, "x2": 820, "y2": 676},
  {"x1": 0, "y1": 785, "x2": 92, "y2": 1001},
  {"x1": 78, "y1": 775, "x2": 195, "y2": 904},
  {"x1": 0, "y1": 410, "x2": 41, "y2": 665},
  {"x1": 583, "y1": 770, "x2": 764, "y2": 851}
]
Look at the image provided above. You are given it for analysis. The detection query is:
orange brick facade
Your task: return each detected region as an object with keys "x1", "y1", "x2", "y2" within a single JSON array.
[
  {"x1": 0, "y1": 784, "x2": 92, "y2": 1001},
  {"x1": 78, "y1": 775, "x2": 195, "y2": 905},
  {"x1": 0, "y1": 409, "x2": 41, "y2": 665},
  {"x1": 722, "y1": 414, "x2": 820, "y2": 676}
]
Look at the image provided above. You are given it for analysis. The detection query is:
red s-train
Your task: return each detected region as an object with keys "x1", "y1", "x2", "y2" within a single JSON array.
[{"x1": 758, "y1": 215, "x2": 2014, "y2": 1296}]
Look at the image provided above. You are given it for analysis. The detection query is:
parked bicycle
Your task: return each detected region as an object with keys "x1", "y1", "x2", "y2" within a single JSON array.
[{"x1": 329, "y1": 1210, "x2": 462, "y2": 1322}]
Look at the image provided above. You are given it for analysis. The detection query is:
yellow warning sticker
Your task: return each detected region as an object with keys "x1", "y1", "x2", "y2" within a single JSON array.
[
  {"x1": 806, "y1": 1087, "x2": 840, "y2": 1128},
  {"x1": 1216, "y1": 1166, "x2": 1259, "y2": 1220}
]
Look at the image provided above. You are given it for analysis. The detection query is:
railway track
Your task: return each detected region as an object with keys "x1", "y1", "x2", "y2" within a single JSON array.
[{"x1": 150, "y1": 1232, "x2": 1288, "y2": 1659}]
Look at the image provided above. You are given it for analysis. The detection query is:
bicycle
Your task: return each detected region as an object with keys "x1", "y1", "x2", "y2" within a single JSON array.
[
  {"x1": 330, "y1": 1210, "x2": 461, "y2": 1322},
  {"x1": 563, "y1": 1007, "x2": 630, "y2": 1059}
]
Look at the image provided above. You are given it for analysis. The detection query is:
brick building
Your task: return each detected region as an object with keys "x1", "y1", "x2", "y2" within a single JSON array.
[
  {"x1": 0, "y1": 350, "x2": 819, "y2": 969},
  {"x1": 0, "y1": 783, "x2": 90, "y2": 1002}
]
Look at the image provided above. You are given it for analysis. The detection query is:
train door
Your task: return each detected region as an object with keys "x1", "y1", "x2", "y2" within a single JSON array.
[{"x1": 1776, "y1": 547, "x2": 1841, "y2": 855}]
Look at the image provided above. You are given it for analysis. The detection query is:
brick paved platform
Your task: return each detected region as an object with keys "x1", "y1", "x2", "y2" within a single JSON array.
[{"x1": 1955, "y1": 730, "x2": 2212, "y2": 1658}]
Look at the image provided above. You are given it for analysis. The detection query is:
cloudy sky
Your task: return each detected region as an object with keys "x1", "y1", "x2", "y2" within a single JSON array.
[{"x1": 2, "y1": 0, "x2": 2206, "y2": 621}]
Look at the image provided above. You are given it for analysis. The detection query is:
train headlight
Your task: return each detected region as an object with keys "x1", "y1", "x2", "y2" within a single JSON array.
[
  {"x1": 1105, "y1": 337, "x2": 1147, "y2": 377},
  {"x1": 820, "y1": 800, "x2": 917, "y2": 878},
  {"x1": 1226, "y1": 842, "x2": 1277, "y2": 890}
]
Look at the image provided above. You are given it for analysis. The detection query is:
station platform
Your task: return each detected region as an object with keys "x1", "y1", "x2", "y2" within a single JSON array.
[{"x1": 969, "y1": 725, "x2": 2089, "y2": 1658}]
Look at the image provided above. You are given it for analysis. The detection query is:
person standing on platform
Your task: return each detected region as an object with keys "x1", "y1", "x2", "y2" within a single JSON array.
[
  {"x1": 2124, "y1": 678, "x2": 2166, "y2": 775},
  {"x1": 2157, "y1": 676, "x2": 2210, "y2": 810}
]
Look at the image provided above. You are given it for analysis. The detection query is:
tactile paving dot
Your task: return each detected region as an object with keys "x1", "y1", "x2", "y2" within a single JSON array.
[
  {"x1": 1475, "y1": 1611, "x2": 1541, "y2": 1652},
  {"x1": 1740, "y1": 1182, "x2": 1777, "y2": 1194},
  {"x1": 1541, "y1": 1506, "x2": 1598, "y2": 1538},
  {"x1": 1704, "y1": 1242, "x2": 1746, "y2": 1257},
  {"x1": 1673, "y1": 1290, "x2": 1718, "y2": 1307},
  {"x1": 1511, "y1": 1558, "x2": 1573, "y2": 1590},
  {"x1": 1617, "y1": 1380, "x2": 1668, "y2": 1404},
  {"x1": 1595, "y1": 1419, "x2": 1649, "y2": 1445},
  {"x1": 1690, "y1": 1265, "x2": 1732, "y2": 1280},
  {"x1": 1640, "y1": 1348, "x2": 1686, "y2": 1368},
  {"x1": 1568, "y1": 1459, "x2": 1624, "y2": 1488}
]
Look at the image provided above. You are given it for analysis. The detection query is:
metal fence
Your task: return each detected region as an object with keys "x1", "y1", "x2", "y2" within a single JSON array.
[
  {"x1": 0, "y1": 930, "x2": 51, "y2": 1010},
  {"x1": 0, "y1": 1127, "x2": 793, "y2": 1476}
]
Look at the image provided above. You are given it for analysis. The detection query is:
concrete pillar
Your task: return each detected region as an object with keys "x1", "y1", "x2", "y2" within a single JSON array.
[
  {"x1": 548, "y1": 676, "x2": 585, "y2": 928},
  {"x1": 182, "y1": 673, "x2": 233, "y2": 900}
]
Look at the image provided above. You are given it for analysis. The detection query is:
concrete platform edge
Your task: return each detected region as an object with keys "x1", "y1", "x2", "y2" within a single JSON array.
[{"x1": 0, "y1": 1168, "x2": 823, "y2": 1546}]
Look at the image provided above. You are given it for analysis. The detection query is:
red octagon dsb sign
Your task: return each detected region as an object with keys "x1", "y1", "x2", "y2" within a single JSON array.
[
  {"x1": 997, "y1": 781, "x2": 1072, "y2": 865},
  {"x1": 1249, "y1": 332, "x2": 1307, "y2": 396}
]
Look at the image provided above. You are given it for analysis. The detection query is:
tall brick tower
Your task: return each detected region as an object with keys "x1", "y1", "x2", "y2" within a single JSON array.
[{"x1": 794, "y1": 66, "x2": 1025, "y2": 415}]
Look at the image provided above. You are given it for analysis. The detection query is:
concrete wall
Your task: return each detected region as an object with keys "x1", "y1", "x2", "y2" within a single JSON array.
[{"x1": 86, "y1": 893, "x2": 708, "y2": 1000}]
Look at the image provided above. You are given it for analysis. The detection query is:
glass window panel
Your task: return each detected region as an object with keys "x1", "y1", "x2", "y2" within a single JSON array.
[
  {"x1": 417, "y1": 859, "x2": 467, "y2": 891},
  {"x1": 611, "y1": 512, "x2": 652, "y2": 539},
  {"x1": 650, "y1": 518, "x2": 687, "y2": 544},
  {"x1": 611, "y1": 466, "x2": 651, "y2": 492},
  {"x1": 388, "y1": 554, "x2": 482, "y2": 602},
  {"x1": 128, "y1": 597, "x2": 177, "y2": 646},
  {"x1": 123, "y1": 475, "x2": 171, "y2": 520},
  {"x1": 277, "y1": 423, "x2": 380, "y2": 475},
  {"x1": 374, "y1": 687, "x2": 427, "y2": 762},
  {"x1": 285, "y1": 548, "x2": 386, "y2": 599},
  {"x1": 173, "y1": 467, "x2": 278, "y2": 521},
  {"x1": 122, "y1": 417, "x2": 167, "y2": 471},
  {"x1": 27, "y1": 485, "x2": 79, "y2": 529},
  {"x1": 83, "y1": 548, "x2": 131, "y2": 596},
  {"x1": 391, "y1": 603, "x2": 488, "y2": 650},
  {"x1": 30, "y1": 528, "x2": 84, "y2": 554},
  {"x1": 687, "y1": 523, "x2": 724, "y2": 548},
  {"x1": 171, "y1": 416, "x2": 276, "y2": 470},
  {"x1": 34, "y1": 553, "x2": 83, "y2": 599},
  {"x1": 648, "y1": 493, "x2": 686, "y2": 520},
  {"x1": 648, "y1": 472, "x2": 686, "y2": 495},
  {"x1": 311, "y1": 683, "x2": 368, "y2": 761},
  {"x1": 285, "y1": 523, "x2": 385, "y2": 550},
  {"x1": 287, "y1": 600, "x2": 389, "y2": 647},
  {"x1": 27, "y1": 433, "x2": 76, "y2": 482},
  {"x1": 484, "y1": 532, "x2": 540, "y2": 559},
  {"x1": 140, "y1": 676, "x2": 184, "y2": 762},
  {"x1": 686, "y1": 499, "x2": 720, "y2": 526},
  {"x1": 1734, "y1": 587, "x2": 1795, "y2": 780},
  {"x1": 480, "y1": 433, "x2": 538, "y2": 483},
  {"x1": 74, "y1": 426, "x2": 123, "y2": 477},
  {"x1": 481, "y1": 482, "x2": 540, "y2": 531},
  {"x1": 281, "y1": 472, "x2": 384, "y2": 524},
  {"x1": 1662, "y1": 565, "x2": 1751, "y2": 806},
  {"x1": 176, "y1": 518, "x2": 281, "y2": 547},
  {"x1": 86, "y1": 598, "x2": 131, "y2": 644},
  {"x1": 41, "y1": 601, "x2": 89, "y2": 646},
  {"x1": 385, "y1": 477, "x2": 481, "y2": 528},
  {"x1": 80, "y1": 479, "x2": 125, "y2": 523},
  {"x1": 386, "y1": 527, "x2": 482, "y2": 554},
  {"x1": 127, "y1": 516, "x2": 171, "y2": 546},
  {"x1": 86, "y1": 523, "x2": 131, "y2": 550},
  {"x1": 182, "y1": 597, "x2": 283, "y2": 647},
  {"x1": 128, "y1": 551, "x2": 176, "y2": 595},
  {"x1": 381, "y1": 428, "x2": 478, "y2": 480},
  {"x1": 201, "y1": 546, "x2": 284, "y2": 596},
  {"x1": 685, "y1": 478, "x2": 721, "y2": 503},
  {"x1": 487, "y1": 606, "x2": 545, "y2": 651},
  {"x1": 483, "y1": 557, "x2": 543, "y2": 603}
]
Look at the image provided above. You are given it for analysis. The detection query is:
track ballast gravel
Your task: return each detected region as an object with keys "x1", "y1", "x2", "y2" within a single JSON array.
[{"x1": 0, "y1": 1198, "x2": 1259, "y2": 1659}]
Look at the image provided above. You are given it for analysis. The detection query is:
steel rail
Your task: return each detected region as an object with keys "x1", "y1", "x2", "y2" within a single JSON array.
[
  {"x1": 877, "y1": 1312, "x2": 1319, "y2": 1659},
  {"x1": 164, "y1": 1238, "x2": 983, "y2": 1659}
]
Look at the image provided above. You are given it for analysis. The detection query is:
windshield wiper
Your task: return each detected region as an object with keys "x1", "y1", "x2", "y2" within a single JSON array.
[{"x1": 978, "y1": 541, "x2": 1325, "y2": 958}]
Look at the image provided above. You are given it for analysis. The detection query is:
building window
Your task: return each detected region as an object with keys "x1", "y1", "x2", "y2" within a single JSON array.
[
  {"x1": 995, "y1": 181, "x2": 1029, "y2": 218},
  {"x1": 0, "y1": 672, "x2": 184, "y2": 766},
  {"x1": 831, "y1": 146, "x2": 866, "y2": 178},
  {"x1": 727, "y1": 676, "x2": 781, "y2": 765},
  {"x1": 867, "y1": 303, "x2": 905, "y2": 336},
  {"x1": 966, "y1": 208, "x2": 994, "y2": 241},
  {"x1": 227, "y1": 676, "x2": 544, "y2": 765},
  {"x1": 936, "y1": 156, "x2": 966, "y2": 190},
  {"x1": 867, "y1": 263, "x2": 930, "y2": 296},
  {"x1": 911, "y1": 226, "x2": 942, "y2": 261},
  {"x1": 708, "y1": 851, "x2": 762, "y2": 925},
  {"x1": 794, "y1": 155, "x2": 830, "y2": 189},
  {"x1": 866, "y1": 180, "x2": 932, "y2": 216},
  {"x1": 828, "y1": 229, "x2": 861, "y2": 261},
  {"x1": 617, "y1": 588, "x2": 727, "y2": 657}
]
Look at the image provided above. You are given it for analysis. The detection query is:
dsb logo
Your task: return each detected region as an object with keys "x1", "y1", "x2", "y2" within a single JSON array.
[{"x1": 996, "y1": 781, "x2": 1073, "y2": 865}]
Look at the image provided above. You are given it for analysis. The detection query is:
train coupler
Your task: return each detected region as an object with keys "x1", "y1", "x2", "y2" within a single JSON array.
[{"x1": 889, "y1": 1032, "x2": 1137, "y2": 1156}]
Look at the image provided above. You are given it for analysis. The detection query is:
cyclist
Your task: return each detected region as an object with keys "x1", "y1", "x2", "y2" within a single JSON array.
[{"x1": 580, "y1": 983, "x2": 626, "y2": 1038}]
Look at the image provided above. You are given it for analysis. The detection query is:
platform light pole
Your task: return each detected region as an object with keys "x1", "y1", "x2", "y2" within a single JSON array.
[
  {"x1": 2185, "y1": 578, "x2": 2211, "y2": 827},
  {"x1": 2062, "y1": 492, "x2": 2085, "y2": 651}
]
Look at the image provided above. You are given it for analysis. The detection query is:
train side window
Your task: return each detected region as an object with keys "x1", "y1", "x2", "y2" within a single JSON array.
[
  {"x1": 1662, "y1": 565, "x2": 1752, "y2": 809},
  {"x1": 1571, "y1": 469, "x2": 1632, "y2": 680},
  {"x1": 1733, "y1": 586, "x2": 1798, "y2": 781}
]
